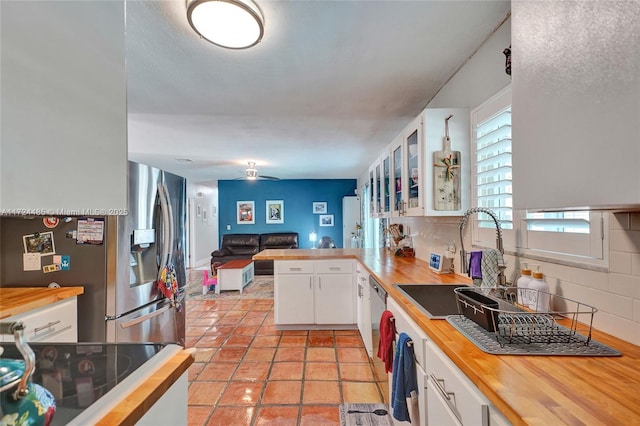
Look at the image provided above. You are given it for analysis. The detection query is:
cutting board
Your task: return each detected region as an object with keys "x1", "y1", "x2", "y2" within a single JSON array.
[{"x1": 433, "y1": 114, "x2": 461, "y2": 211}]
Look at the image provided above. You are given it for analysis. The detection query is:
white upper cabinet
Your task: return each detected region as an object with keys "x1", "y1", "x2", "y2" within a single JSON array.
[
  {"x1": 380, "y1": 152, "x2": 392, "y2": 217},
  {"x1": 403, "y1": 115, "x2": 425, "y2": 216},
  {"x1": 369, "y1": 108, "x2": 470, "y2": 218},
  {"x1": 389, "y1": 135, "x2": 404, "y2": 218},
  {"x1": 1, "y1": 1, "x2": 127, "y2": 214},
  {"x1": 512, "y1": 1, "x2": 640, "y2": 211}
]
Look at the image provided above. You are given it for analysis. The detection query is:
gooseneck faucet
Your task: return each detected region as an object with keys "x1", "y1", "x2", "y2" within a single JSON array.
[{"x1": 458, "y1": 207, "x2": 507, "y2": 286}]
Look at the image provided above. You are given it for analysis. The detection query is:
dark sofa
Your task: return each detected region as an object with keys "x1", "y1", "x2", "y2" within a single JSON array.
[{"x1": 211, "y1": 232, "x2": 298, "y2": 275}]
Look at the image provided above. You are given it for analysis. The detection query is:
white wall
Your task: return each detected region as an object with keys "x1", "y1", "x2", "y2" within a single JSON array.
[
  {"x1": 359, "y1": 16, "x2": 640, "y2": 346},
  {"x1": 186, "y1": 182, "x2": 218, "y2": 268}
]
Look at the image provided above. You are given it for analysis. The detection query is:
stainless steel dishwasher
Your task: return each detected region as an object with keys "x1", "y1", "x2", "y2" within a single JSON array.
[{"x1": 369, "y1": 276, "x2": 388, "y2": 385}]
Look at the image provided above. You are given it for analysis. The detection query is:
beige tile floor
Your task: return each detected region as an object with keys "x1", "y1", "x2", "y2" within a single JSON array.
[{"x1": 186, "y1": 298, "x2": 388, "y2": 425}]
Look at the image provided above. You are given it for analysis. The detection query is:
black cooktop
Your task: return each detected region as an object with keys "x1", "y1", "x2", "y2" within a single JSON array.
[{"x1": 1, "y1": 342, "x2": 165, "y2": 426}]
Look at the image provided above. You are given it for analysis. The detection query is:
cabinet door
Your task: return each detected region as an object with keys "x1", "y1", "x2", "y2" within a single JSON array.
[
  {"x1": 390, "y1": 135, "x2": 404, "y2": 217},
  {"x1": 0, "y1": 1, "x2": 127, "y2": 213},
  {"x1": 315, "y1": 274, "x2": 355, "y2": 324},
  {"x1": 512, "y1": 1, "x2": 640, "y2": 210},
  {"x1": 381, "y1": 152, "x2": 391, "y2": 216},
  {"x1": 404, "y1": 115, "x2": 425, "y2": 216},
  {"x1": 427, "y1": 375, "x2": 463, "y2": 426},
  {"x1": 375, "y1": 161, "x2": 382, "y2": 216},
  {"x1": 368, "y1": 165, "x2": 378, "y2": 218},
  {"x1": 426, "y1": 341, "x2": 490, "y2": 426},
  {"x1": 356, "y1": 270, "x2": 372, "y2": 357},
  {"x1": 274, "y1": 274, "x2": 314, "y2": 324}
]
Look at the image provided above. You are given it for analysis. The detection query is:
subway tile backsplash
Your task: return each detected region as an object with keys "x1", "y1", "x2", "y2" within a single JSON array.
[{"x1": 395, "y1": 212, "x2": 640, "y2": 346}]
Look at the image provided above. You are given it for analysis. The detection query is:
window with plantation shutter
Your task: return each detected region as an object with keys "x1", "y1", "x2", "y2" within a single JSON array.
[
  {"x1": 471, "y1": 86, "x2": 515, "y2": 249},
  {"x1": 471, "y1": 85, "x2": 606, "y2": 266}
]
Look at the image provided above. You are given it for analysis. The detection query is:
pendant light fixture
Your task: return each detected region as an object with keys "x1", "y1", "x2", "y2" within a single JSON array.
[{"x1": 187, "y1": 0, "x2": 264, "y2": 49}]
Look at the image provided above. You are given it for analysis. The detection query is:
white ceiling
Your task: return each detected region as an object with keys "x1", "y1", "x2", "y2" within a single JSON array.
[{"x1": 126, "y1": 0, "x2": 510, "y2": 183}]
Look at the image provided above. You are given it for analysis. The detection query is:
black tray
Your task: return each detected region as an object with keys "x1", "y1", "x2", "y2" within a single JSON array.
[{"x1": 456, "y1": 290, "x2": 499, "y2": 331}]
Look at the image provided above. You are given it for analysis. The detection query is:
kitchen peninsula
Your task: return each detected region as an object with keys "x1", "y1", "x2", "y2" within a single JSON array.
[
  {"x1": 254, "y1": 248, "x2": 640, "y2": 425},
  {"x1": 0, "y1": 287, "x2": 194, "y2": 425}
]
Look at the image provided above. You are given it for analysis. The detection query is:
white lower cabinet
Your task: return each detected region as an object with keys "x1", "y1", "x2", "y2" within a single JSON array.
[
  {"x1": 387, "y1": 297, "x2": 428, "y2": 426},
  {"x1": 3, "y1": 297, "x2": 78, "y2": 343},
  {"x1": 316, "y1": 273, "x2": 355, "y2": 324},
  {"x1": 425, "y1": 341, "x2": 491, "y2": 426},
  {"x1": 356, "y1": 263, "x2": 372, "y2": 356},
  {"x1": 136, "y1": 371, "x2": 188, "y2": 425},
  {"x1": 427, "y1": 373, "x2": 463, "y2": 426},
  {"x1": 389, "y1": 298, "x2": 509, "y2": 426},
  {"x1": 274, "y1": 260, "x2": 355, "y2": 327},
  {"x1": 275, "y1": 273, "x2": 315, "y2": 324}
]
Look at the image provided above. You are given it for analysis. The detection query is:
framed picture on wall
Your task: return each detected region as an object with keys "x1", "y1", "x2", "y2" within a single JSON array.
[
  {"x1": 319, "y1": 214, "x2": 334, "y2": 227},
  {"x1": 237, "y1": 201, "x2": 255, "y2": 224},
  {"x1": 266, "y1": 200, "x2": 284, "y2": 224},
  {"x1": 313, "y1": 202, "x2": 327, "y2": 214}
]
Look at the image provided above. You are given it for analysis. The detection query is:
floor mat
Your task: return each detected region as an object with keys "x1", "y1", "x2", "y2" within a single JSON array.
[{"x1": 339, "y1": 403, "x2": 393, "y2": 426}]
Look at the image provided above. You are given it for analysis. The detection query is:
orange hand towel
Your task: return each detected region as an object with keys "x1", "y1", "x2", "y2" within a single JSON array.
[{"x1": 377, "y1": 310, "x2": 396, "y2": 373}]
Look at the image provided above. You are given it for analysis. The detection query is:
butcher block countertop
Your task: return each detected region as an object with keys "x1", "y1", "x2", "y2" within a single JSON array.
[
  {"x1": 0, "y1": 286, "x2": 84, "y2": 319},
  {"x1": 255, "y1": 248, "x2": 640, "y2": 425},
  {"x1": 93, "y1": 346, "x2": 194, "y2": 426}
]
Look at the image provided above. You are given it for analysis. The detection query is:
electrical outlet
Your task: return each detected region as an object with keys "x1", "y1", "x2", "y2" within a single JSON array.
[
  {"x1": 226, "y1": 224, "x2": 231, "y2": 230},
  {"x1": 447, "y1": 241, "x2": 456, "y2": 253}
]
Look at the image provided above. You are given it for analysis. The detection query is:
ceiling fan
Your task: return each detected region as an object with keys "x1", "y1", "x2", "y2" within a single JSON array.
[{"x1": 236, "y1": 162, "x2": 280, "y2": 181}]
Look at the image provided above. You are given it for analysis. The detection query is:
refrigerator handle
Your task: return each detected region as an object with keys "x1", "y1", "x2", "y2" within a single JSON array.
[
  {"x1": 157, "y1": 183, "x2": 171, "y2": 279},
  {"x1": 119, "y1": 303, "x2": 172, "y2": 329},
  {"x1": 162, "y1": 183, "x2": 175, "y2": 265}
]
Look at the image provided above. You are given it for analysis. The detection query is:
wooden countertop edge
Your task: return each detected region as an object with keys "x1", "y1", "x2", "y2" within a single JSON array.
[
  {"x1": 256, "y1": 248, "x2": 640, "y2": 425},
  {"x1": 95, "y1": 348, "x2": 195, "y2": 426},
  {"x1": 0, "y1": 287, "x2": 85, "y2": 319}
]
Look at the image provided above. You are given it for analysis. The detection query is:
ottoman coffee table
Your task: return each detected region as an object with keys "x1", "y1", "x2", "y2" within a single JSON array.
[{"x1": 216, "y1": 259, "x2": 255, "y2": 294}]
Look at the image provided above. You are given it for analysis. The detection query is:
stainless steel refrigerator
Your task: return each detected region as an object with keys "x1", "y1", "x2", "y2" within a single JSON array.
[{"x1": 0, "y1": 162, "x2": 187, "y2": 345}]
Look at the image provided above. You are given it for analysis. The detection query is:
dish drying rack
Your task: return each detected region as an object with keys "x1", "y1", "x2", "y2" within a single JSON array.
[{"x1": 453, "y1": 287, "x2": 598, "y2": 347}]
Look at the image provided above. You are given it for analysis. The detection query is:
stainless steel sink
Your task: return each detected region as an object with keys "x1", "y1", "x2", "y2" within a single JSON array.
[{"x1": 393, "y1": 283, "x2": 469, "y2": 319}]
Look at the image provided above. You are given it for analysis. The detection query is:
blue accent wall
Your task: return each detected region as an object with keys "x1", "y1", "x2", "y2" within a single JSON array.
[{"x1": 218, "y1": 179, "x2": 357, "y2": 248}]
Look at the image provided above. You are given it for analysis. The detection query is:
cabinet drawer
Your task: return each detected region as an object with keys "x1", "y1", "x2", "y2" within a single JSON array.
[
  {"x1": 426, "y1": 341, "x2": 489, "y2": 426},
  {"x1": 387, "y1": 297, "x2": 427, "y2": 368},
  {"x1": 314, "y1": 260, "x2": 354, "y2": 274},
  {"x1": 275, "y1": 260, "x2": 314, "y2": 274},
  {"x1": 4, "y1": 298, "x2": 77, "y2": 343}
]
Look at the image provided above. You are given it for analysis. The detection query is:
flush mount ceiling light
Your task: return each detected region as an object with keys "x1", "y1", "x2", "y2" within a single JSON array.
[{"x1": 187, "y1": 0, "x2": 264, "y2": 49}]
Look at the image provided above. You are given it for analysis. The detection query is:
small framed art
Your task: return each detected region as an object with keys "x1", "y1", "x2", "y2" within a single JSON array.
[
  {"x1": 313, "y1": 202, "x2": 327, "y2": 214},
  {"x1": 266, "y1": 200, "x2": 284, "y2": 224},
  {"x1": 237, "y1": 201, "x2": 255, "y2": 224},
  {"x1": 319, "y1": 215, "x2": 334, "y2": 227}
]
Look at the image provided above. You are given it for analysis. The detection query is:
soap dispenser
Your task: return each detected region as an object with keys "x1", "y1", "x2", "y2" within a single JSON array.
[
  {"x1": 527, "y1": 266, "x2": 550, "y2": 312},
  {"x1": 516, "y1": 263, "x2": 532, "y2": 306}
]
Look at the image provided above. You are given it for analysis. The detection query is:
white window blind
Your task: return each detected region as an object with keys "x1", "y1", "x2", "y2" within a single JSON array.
[{"x1": 474, "y1": 106, "x2": 513, "y2": 230}]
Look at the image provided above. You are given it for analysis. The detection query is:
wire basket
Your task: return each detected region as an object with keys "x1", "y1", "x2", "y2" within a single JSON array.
[{"x1": 454, "y1": 287, "x2": 598, "y2": 347}]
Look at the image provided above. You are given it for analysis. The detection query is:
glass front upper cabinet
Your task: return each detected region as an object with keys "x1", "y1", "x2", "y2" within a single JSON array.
[
  {"x1": 390, "y1": 136, "x2": 403, "y2": 217},
  {"x1": 375, "y1": 162, "x2": 382, "y2": 216},
  {"x1": 382, "y1": 153, "x2": 390, "y2": 215},
  {"x1": 369, "y1": 166, "x2": 376, "y2": 216},
  {"x1": 403, "y1": 115, "x2": 424, "y2": 216}
]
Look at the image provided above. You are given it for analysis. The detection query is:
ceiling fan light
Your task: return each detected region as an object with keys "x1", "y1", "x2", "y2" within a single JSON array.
[
  {"x1": 246, "y1": 163, "x2": 259, "y2": 179},
  {"x1": 187, "y1": 0, "x2": 264, "y2": 49}
]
